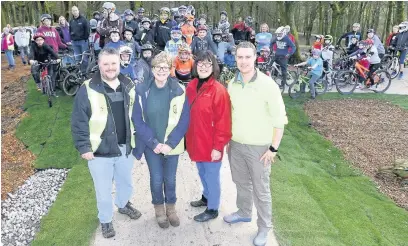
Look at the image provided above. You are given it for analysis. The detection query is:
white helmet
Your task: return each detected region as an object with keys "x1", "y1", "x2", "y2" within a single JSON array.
[
  {"x1": 275, "y1": 26, "x2": 286, "y2": 40},
  {"x1": 399, "y1": 21, "x2": 408, "y2": 33},
  {"x1": 119, "y1": 45, "x2": 133, "y2": 67}
]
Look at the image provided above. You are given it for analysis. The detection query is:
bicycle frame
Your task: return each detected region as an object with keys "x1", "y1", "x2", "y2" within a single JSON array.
[{"x1": 354, "y1": 61, "x2": 369, "y2": 78}]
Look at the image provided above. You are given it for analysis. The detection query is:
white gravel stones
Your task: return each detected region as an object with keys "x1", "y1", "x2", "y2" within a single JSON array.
[{"x1": 1, "y1": 168, "x2": 70, "y2": 246}]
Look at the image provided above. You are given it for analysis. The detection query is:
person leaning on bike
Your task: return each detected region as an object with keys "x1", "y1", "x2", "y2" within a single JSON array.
[{"x1": 29, "y1": 33, "x2": 60, "y2": 95}]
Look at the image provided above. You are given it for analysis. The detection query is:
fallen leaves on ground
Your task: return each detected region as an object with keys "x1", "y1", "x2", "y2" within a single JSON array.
[{"x1": 305, "y1": 98, "x2": 408, "y2": 210}]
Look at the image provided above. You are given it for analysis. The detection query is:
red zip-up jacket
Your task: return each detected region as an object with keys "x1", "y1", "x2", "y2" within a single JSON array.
[{"x1": 186, "y1": 77, "x2": 232, "y2": 162}]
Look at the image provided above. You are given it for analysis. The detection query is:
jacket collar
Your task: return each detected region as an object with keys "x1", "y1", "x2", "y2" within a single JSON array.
[
  {"x1": 89, "y1": 70, "x2": 134, "y2": 94},
  {"x1": 136, "y1": 76, "x2": 184, "y2": 97},
  {"x1": 189, "y1": 76, "x2": 216, "y2": 89}
]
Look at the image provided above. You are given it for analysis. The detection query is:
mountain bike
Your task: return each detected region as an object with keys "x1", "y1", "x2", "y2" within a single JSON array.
[
  {"x1": 33, "y1": 60, "x2": 59, "y2": 107},
  {"x1": 381, "y1": 48, "x2": 401, "y2": 79},
  {"x1": 288, "y1": 66, "x2": 328, "y2": 99},
  {"x1": 219, "y1": 65, "x2": 237, "y2": 88}
]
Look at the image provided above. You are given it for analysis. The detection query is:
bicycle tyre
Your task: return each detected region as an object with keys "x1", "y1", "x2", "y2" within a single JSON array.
[
  {"x1": 271, "y1": 75, "x2": 285, "y2": 94},
  {"x1": 288, "y1": 78, "x2": 302, "y2": 99},
  {"x1": 57, "y1": 68, "x2": 69, "y2": 90},
  {"x1": 389, "y1": 57, "x2": 400, "y2": 79},
  {"x1": 45, "y1": 76, "x2": 53, "y2": 107},
  {"x1": 315, "y1": 78, "x2": 328, "y2": 95},
  {"x1": 371, "y1": 69, "x2": 392, "y2": 93},
  {"x1": 335, "y1": 71, "x2": 358, "y2": 95},
  {"x1": 286, "y1": 70, "x2": 297, "y2": 86},
  {"x1": 63, "y1": 73, "x2": 80, "y2": 96}
]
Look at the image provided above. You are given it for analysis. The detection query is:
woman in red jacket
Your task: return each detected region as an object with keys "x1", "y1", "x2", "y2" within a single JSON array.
[{"x1": 186, "y1": 50, "x2": 232, "y2": 222}]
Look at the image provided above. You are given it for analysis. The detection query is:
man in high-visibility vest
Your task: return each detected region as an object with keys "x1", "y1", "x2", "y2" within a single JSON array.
[{"x1": 71, "y1": 47, "x2": 140, "y2": 239}]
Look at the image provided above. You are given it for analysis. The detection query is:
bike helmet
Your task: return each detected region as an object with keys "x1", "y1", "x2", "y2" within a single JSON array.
[
  {"x1": 324, "y1": 35, "x2": 333, "y2": 44},
  {"x1": 186, "y1": 5, "x2": 195, "y2": 16},
  {"x1": 365, "y1": 39, "x2": 374, "y2": 46},
  {"x1": 123, "y1": 27, "x2": 134, "y2": 35},
  {"x1": 197, "y1": 25, "x2": 208, "y2": 32},
  {"x1": 260, "y1": 46, "x2": 270, "y2": 57},
  {"x1": 141, "y1": 42, "x2": 154, "y2": 51},
  {"x1": 284, "y1": 25, "x2": 290, "y2": 33},
  {"x1": 186, "y1": 14, "x2": 194, "y2": 21},
  {"x1": 314, "y1": 34, "x2": 324, "y2": 40},
  {"x1": 40, "y1": 14, "x2": 52, "y2": 22},
  {"x1": 89, "y1": 19, "x2": 98, "y2": 29},
  {"x1": 212, "y1": 29, "x2": 222, "y2": 36},
  {"x1": 102, "y1": 2, "x2": 116, "y2": 12},
  {"x1": 123, "y1": 9, "x2": 134, "y2": 17},
  {"x1": 171, "y1": 26, "x2": 182, "y2": 39},
  {"x1": 311, "y1": 49, "x2": 321, "y2": 57},
  {"x1": 141, "y1": 17, "x2": 151, "y2": 24},
  {"x1": 178, "y1": 5, "x2": 187, "y2": 11},
  {"x1": 178, "y1": 43, "x2": 191, "y2": 61},
  {"x1": 220, "y1": 11, "x2": 228, "y2": 17},
  {"x1": 160, "y1": 7, "x2": 170, "y2": 15},
  {"x1": 33, "y1": 32, "x2": 46, "y2": 40},
  {"x1": 109, "y1": 27, "x2": 120, "y2": 35},
  {"x1": 275, "y1": 26, "x2": 286, "y2": 40},
  {"x1": 119, "y1": 45, "x2": 133, "y2": 67},
  {"x1": 398, "y1": 21, "x2": 408, "y2": 33},
  {"x1": 137, "y1": 8, "x2": 145, "y2": 14},
  {"x1": 367, "y1": 28, "x2": 375, "y2": 34},
  {"x1": 245, "y1": 16, "x2": 253, "y2": 25}
]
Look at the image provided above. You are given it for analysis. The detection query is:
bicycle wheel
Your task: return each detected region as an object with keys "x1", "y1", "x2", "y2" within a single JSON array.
[
  {"x1": 57, "y1": 68, "x2": 69, "y2": 90},
  {"x1": 63, "y1": 73, "x2": 80, "y2": 96},
  {"x1": 271, "y1": 75, "x2": 285, "y2": 94},
  {"x1": 335, "y1": 71, "x2": 358, "y2": 95},
  {"x1": 288, "y1": 78, "x2": 302, "y2": 99},
  {"x1": 388, "y1": 57, "x2": 400, "y2": 79},
  {"x1": 86, "y1": 57, "x2": 96, "y2": 75},
  {"x1": 286, "y1": 70, "x2": 297, "y2": 86},
  {"x1": 381, "y1": 54, "x2": 392, "y2": 69},
  {"x1": 315, "y1": 78, "x2": 328, "y2": 95},
  {"x1": 371, "y1": 69, "x2": 392, "y2": 93},
  {"x1": 45, "y1": 76, "x2": 53, "y2": 107}
]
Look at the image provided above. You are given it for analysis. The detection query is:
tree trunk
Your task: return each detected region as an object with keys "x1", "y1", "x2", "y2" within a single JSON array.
[
  {"x1": 130, "y1": 1, "x2": 135, "y2": 11},
  {"x1": 278, "y1": 2, "x2": 302, "y2": 62},
  {"x1": 1, "y1": 3, "x2": 8, "y2": 28},
  {"x1": 395, "y1": 1, "x2": 405, "y2": 24},
  {"x1": 318, "y1": 1, "x2": 323, "y2": 34}
]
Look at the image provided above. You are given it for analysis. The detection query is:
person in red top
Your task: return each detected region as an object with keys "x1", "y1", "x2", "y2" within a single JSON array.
[
  {"x1": 312, "y1": 35, "x2": 324, "y2": 50},
  {"x1": 186, "y1": 50, "x2": 232, "y2": 223},
  {"x1": 385, "y1": 25, "x2": 399, "y2": 48}
]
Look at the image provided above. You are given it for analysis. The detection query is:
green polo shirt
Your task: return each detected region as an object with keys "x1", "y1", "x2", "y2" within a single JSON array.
[{"x1": 228, "y1": 69, "x2": 288, "y2": 145}]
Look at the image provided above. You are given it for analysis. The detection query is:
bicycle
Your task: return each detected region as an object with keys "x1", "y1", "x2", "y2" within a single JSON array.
[
  {"x1": 268, "y1": 55, "x2": 297, "y2": 92},
  {"x1": 288, "y1": 66, "x2": 328, "y2": 99},
  {"x1": 381, "y1": 48, "x2": 401, "y2": 79},
  {"x1": 33, "y1": 60, "x2": 59, "y2": 107},
  {"x1": 335, "y1": 59, "x2": 392, "y2": 94},
  {"x1": 218, "y1": 65, "x2": 237, "y2": 88}
]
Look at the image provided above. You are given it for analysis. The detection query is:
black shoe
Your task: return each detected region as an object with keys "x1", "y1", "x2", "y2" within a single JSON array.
[
  {"x1": 101, "y1": 222, "x2": 115, "y2": 238},
  {"x1": 194, "y1": 208, "x2": 218, "y2": 222},
  {"x1": 190, "y1": 195, "x2": 208, "y2": 207},
  {"x1": 118, "y1": 201, "x2": 142, "y2": 219}
]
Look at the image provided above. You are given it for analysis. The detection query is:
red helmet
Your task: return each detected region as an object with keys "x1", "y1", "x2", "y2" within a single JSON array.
[
  {"x1": 365, "y1": 39, "x2": 374, "y2": 46},
  {"x1": 33, "y1": 32, "x2": 46, "y2": 40}
]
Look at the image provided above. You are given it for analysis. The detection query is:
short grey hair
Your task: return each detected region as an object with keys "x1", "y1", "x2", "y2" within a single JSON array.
[
  {"x1": 236, "y1": 41, "x2": 257, "y2": 55},
  {"x1": 98, "y1": 47, "x2": 119, "y2": 60}
]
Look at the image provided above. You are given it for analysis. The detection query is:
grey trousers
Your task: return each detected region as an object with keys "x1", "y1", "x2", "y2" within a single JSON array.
[{"x1": 227, "y1": 140, "x2": 272, "y2": 229}]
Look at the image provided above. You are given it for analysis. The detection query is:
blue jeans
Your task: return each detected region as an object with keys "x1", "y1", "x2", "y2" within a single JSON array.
[
  {"x1": 88, "y1": 145, "x2": 134, "y2": 223},
  {"x1": 5, "y1": 50, "x2": 15, "y2": 67},
  {"x1": 19, "y1": 46, "x2": 29, "y2": 63},
  {"x1": 196, "y1": 162, "x2": 222, "y2": 210},
  {"x1": 144, "y1": 148, "x2": 179, "y2": 205},
  {"x1": 399, "y1": 49, "x2": 407, "y2": 65},
  {"x1": 72, "y1": 40, "x2": 89, "y2": 73}
]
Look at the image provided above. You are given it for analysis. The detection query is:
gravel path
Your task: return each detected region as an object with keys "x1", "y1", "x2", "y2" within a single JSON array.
[
  {"x1": 1, "y1": 169, "x2": 70, "y2": 246},
  {"x1": 91, "y1": 152, "x2": 279, "y2": 246}
]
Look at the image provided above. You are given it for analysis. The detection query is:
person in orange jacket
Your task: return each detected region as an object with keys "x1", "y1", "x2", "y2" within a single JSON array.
[
  {"x1": 181, "y1": 14, "x2": 196, "y2": 45},
  {"x1": 171, "y1": 43, "x2": 194, "y2": 81}
]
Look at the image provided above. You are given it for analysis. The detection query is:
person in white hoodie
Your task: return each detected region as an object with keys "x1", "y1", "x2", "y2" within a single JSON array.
[
  {"x1": 14, "y1": 27, "x2": 31, "y2": 65},
  {"x1": 365, "y1": 39, "x2": 382, "y2": 89}
]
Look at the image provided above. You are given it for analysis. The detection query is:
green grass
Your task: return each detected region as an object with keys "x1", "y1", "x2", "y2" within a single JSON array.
[
  {"x1": 16, "y1": 80, "x2": 98, "y2": 246},
  {"x1": 272, "y1": 93, "x2": 408, "y2": 246},
  {"x1": 16, "y1": 82, "x2": 408, "y2": 246}
]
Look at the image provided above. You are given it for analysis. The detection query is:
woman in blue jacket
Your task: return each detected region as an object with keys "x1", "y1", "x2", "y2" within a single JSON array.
[{"x1": 131, "y1": 51, "x2": 190, "y2": 229}]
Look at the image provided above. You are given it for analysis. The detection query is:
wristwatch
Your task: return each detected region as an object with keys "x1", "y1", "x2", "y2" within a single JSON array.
[{"x1": 269, "y1": 146, "x2": 278, "y2": 153}]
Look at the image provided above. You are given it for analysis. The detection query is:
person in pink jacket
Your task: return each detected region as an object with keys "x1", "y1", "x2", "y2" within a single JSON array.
[
  {"x1": 36, "y1": 14, "x2": 67, "y2": 53},
  {"x1": 2, "y1": 27, "x2": 15, "y2": 70}
]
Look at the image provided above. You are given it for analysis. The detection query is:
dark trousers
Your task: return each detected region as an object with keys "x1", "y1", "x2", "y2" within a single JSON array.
[
  {"x1": 368, "y1": 63, "x2": 381, "y2": 86},
  {"x1": 274, "y1": 55, "x2": 288, "y2": 86}
]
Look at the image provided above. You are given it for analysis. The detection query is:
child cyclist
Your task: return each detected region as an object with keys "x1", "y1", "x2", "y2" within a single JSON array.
[
  {"x1": 348, "y1": 40, "x2": 371, "y2": 87},
  {"x1": 119, "y1": 45, "x2": 138, "y2": 83},
  {"x1": 171, "y1": 43, "x2": 194, "y2": 81},
  {"x1": 294, "y1": 49, "x2": 324, "y2": 99}
]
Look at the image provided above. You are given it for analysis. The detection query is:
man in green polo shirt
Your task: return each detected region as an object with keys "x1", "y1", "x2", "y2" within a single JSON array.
[{"x1": 224, "y1": 42, "x2": 288, "y2": 246}]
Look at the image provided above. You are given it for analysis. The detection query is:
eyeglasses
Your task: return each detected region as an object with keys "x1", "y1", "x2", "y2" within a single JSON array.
[
  {"x1": 197, "y1": 62, "x2": 213, "y2": 68},
  {"x1": 154, "y1": 66, "x2": 170, "y2": 72}
]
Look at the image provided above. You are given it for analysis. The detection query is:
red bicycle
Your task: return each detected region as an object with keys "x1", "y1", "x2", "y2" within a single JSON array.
[{"x1": 33, "y1": 60, "x2": 59, "y2": 107}]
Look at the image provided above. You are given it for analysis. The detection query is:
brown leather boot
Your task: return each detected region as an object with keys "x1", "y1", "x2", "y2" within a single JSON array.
[
  {"x1": 165, "y1": 203, "x2": 180, "y2": 227},
  {"x1": 154, "y1": 204, "x2": 169, "y2": 228}
]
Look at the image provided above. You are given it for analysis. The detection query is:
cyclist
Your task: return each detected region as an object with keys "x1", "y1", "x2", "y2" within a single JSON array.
[
  {"x1": 218, "y1": 11, "x2": 230, "y2": 36},
  {"x1": 312, "y1": 35, "x2": 324, "y2": 50},
  {"x1": 336, "y1": 23, "x2": 362, "y2": 48},
  {"x1": 270, "y1": 26, "x2": 296, "y2": 88},
  {"x1": 154, "y1": 7, "x2": 176, "y2": 51},
  {"x1": 29, "y1": 33, "x2": 60, "y2": 95},
  {"x1": 88, "y1": 19, "x2": 101, "y2": 58},
  {"x1": 165, "y1": 26, "x2": 184, "y2": 58},
  {"x1": 255, "y1": 23, "x2": 273, "y2": 54},
  {"x1": 321, "y1": 35, "x2": 335, "y2": 84},
  {"x1": 123, "y1": 9, "x2": 138, "y2": 38},
  {"x1": 197, "y1": 14, "x2": 211, "y2": 38},
  {"x1": 135, "y1": 42, "x2": 154, "y2": 82},
  {"x1": 105, "y1": 28, "x2": 125, "y2": 50},
  {"x1": 92, "y1": 11, "x2": 101, "y2": 22},
  {"x1": 178, "y1": 5, "x2": 188, "y2": 18},
  {"x1": 191, "y1": 25, "x2": 218, "y2": 57},
  {"x1": 385, "y1": 25, "x2": 399, "y2": 48},
  {"x1": 348, "y1": 40, "x2": 371, "y2": 87},
  {"x1": 366, "y1": 29, "x2": 385, "y2": 59},
  {"x1": 346, "y1": 35, "x2": 359, "y2": 55},
  {"x1": 213, "y1": 28, "x2": 234, "y2": 65},
  {"x1": 123, "y1": 27, "x2": 141, "y2": 60},
  {"x1": 119, "y1": 45, "x2": 137, "y2": 82},
  {"x1": 135, "y1": 18, "x2": 155, "y2": 46},
  {"x1": 294, "y1": 49, "x2": 323, "y2": 99},
  {"x1": 231, "y1": 16, "x2": 253, "y2": 44},
  {"x1": 181, "y1": 14, "x2": 196, "y2": 45},
  {"x1": 37, "y1": 14, "x2": 68, "y2": 53},
  {"x1": 171, "y1": 43, "x2": 194, "y2": 81},
  {"x1": 257, "y1": 46, "x2": 272, "y2": 76},
  {"x1": 365, "y1": 39, "x2": 382, "y2": 88},
  {"x1": 394, "y1": 21, "x2": 408, "y2": 79},
  {"x1": 224, "y1": 45, "x2": 236, "y2": 68},
  {"x1": 97, "y1": 2, "x2": 123, "y2": 44}
]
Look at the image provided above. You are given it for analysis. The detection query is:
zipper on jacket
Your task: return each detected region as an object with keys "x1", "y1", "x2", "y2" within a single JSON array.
[{"x1": 105, "y1": 95, "x2": 121, "y2": 157}]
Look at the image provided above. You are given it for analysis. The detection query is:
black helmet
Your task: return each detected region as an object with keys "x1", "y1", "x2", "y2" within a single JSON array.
[
  {"x1": 41, "y1": 14, "x2": 52, "y2": 22},
  {"x1": 93, "y1": 11, "x2": 100, "y2": 17},
  {"x1": 109, "y1": 27, "x2": 120, "y2": 35},
  {"x1": 220, "y1": 11, "x2": 227, "y2": 16},
  {"x1": 123, "y1": 9, "x2": 134, "y2": 16},
  {"x1": 212, "y1": 29, "x2": 222, "y2": 36},
  {"x1": 138, "y1": 8, "x2": 145, "y2": 13},
  {"x1": 141, "y1": 42, "x2": 154, "y2": 51},
  {"x1": 245, "y1": 16, "x2": 253, "y2": 25},
  {"x1": 123, "y1": 27, "x2": 134, "y2": 35},
  {"x1": 367, "y1": 28, "x2": 375, "y2": 34},
  {"x1": 141, "y1": 17, "x2": 151, "y2": 24},
  {"x1": 178, "y1": 5, "x2": 187, "y2": 11}
]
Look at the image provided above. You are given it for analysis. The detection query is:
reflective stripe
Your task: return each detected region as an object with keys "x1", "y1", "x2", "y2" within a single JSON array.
[{"x1": 165, "y1": 85, "x2": 186, "y2": 155}]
